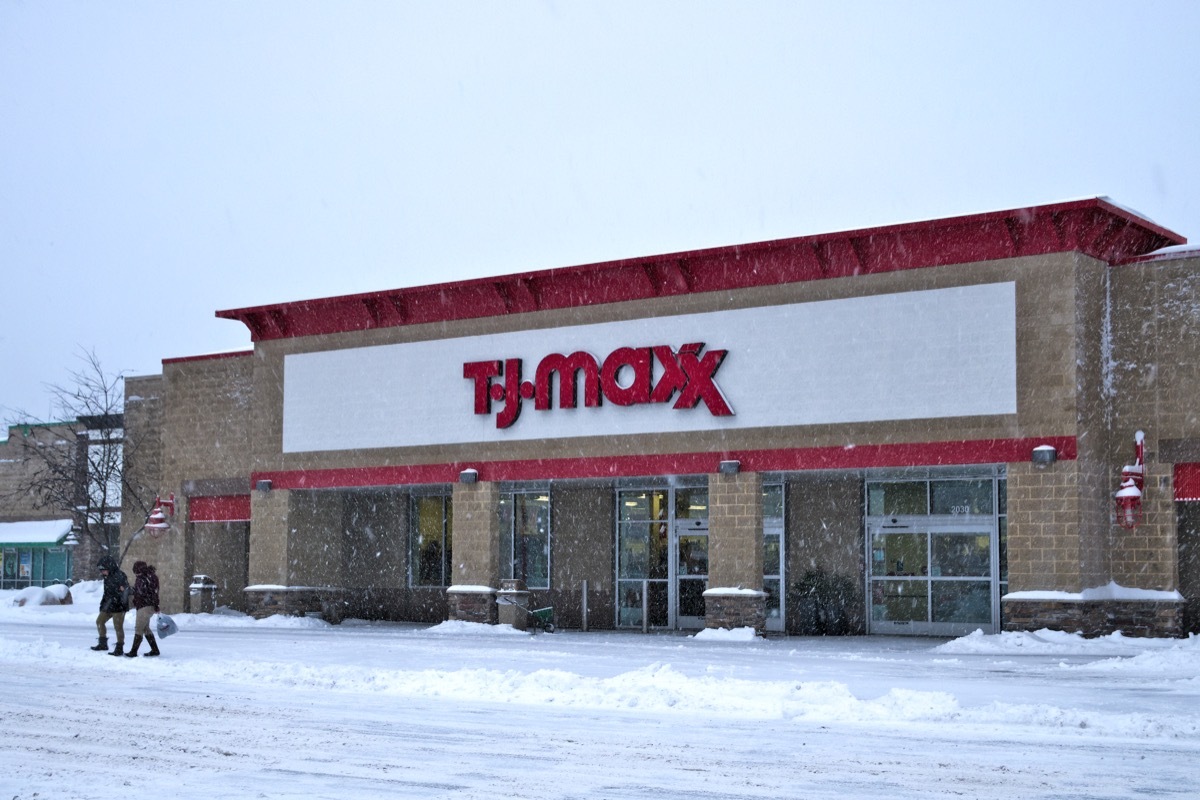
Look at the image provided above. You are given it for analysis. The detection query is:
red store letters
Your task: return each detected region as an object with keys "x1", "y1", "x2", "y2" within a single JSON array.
[{"x1": 464, "y1": 343, "x2": 733, "y2": 429}]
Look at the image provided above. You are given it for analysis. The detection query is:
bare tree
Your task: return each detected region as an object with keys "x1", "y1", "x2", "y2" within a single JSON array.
[{"x1": 2, "y1": 350, "x2": 153, "y2": 567}]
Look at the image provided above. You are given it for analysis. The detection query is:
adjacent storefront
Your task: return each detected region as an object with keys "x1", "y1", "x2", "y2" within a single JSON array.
[{"x1": 0, "y1": 519, "x2": 75, "y2": 589}]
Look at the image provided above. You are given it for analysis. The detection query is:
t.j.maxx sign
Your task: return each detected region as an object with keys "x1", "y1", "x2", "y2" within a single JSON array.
[{"x1": 463, "y1": 342, "x2": 734, "y2": 429}]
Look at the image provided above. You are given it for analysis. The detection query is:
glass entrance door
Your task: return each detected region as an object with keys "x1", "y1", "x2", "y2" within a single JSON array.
[
  {"x1": 674, "y1": 518, "x2": 708, "y2": 629},
  {"x1": 617, "y1": 487, "x2": 709, "y2": 630},
  {"x1": 866, "y1": 475, "x2": 1004, "y2": 636},
  {"x1": 868, "y1": 519, "x2": 995, "y2": 636}
]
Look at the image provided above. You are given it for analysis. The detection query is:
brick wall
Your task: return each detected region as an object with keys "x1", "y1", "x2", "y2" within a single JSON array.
[
  {"x1": 785, "y1": 473, "x2": 864, "y2": 634},
  {"x1": 249, "y1": 486, "x2": 289, "y2": 587},
  {"x1": 288, "y1": 489, "x2": 345, "y2": 587},
  {"x1": 154, "y1": 356, "x2": 253, "y2": 612},
  {"x1": 0, "y1": 423, "x2": 76, "y2": 521},
  {"x1": 451, "y1": 481, "x2": 500, "y2": 589},
  {"x1": 121, "y1": 376, "x2": 166, "y2": 587},
  {"x1": 1003, "y1": 598, "x2": 1183, "y2": 638},
  {"x1": 1007, "y1": 461, "x2": 1085, "y2": 592},
  {"x1": 708, "y1": 470, "x2": 763, "y2": 590},
  {"x1": 1109, "y1": 254, "x2": 1200, "y2": 593},
  {"x1": 549, "y1": 484, "x2": 615, "y2": 630}
]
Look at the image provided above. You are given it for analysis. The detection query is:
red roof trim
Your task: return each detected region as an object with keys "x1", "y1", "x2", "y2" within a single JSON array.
[
  {"x1": 216, "y1": 199, "x2": 1184, "y2": 343},
  {"x1": 163, "y1": 350, "x2": 254, "y2": 366},
  {"x1": 250, "y1": 436, "x2": 1076, "y2": 490}
]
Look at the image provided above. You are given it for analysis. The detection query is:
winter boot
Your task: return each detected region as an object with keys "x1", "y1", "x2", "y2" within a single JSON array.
[
  {"x1": 144, "y1": 634, "x2": 160, "y2": 657},
  {"x1": 125, "y1": 635, "x2": 143, "y2": 658},
  {"x1": 90, "y1": 638, "x2": 108, "y2": 651},
  {"x1": 109, "y1": 641, "x2": 124, "y2": 656}
]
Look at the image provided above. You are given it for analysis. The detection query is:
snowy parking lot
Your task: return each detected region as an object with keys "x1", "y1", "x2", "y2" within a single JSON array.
[{"x1": 2, "y1": 582, "x2": 1198, "y2": 800}]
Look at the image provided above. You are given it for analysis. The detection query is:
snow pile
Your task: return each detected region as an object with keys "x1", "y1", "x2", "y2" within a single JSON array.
[
  {"x1": 692, "y1": 625, "x2": 759, "y2": 641},
  {"x1": 9, "y1": 585, "x2": 67, "y2": 607},
  {"x1": 3, "y1": 586, "x2": 1198, "y2": 742},
  {"x1": 937, "y1": 627, "x2": 1198, "y2": 658}
]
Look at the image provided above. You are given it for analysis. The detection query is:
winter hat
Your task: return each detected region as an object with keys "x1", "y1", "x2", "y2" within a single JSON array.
[
  {"x1": 133, "y1": 561, "x2": 148, "y2": 574},
  {"x1": 97, "y1": 556, "x2": 117, "y2": 571}
]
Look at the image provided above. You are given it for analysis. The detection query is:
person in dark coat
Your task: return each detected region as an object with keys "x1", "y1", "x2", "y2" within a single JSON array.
[
  {"x1": 125, "y1": 560, "x2": 161, "y2": 657},
  {"x1": 92, "y1": 555, "x2": 129, "y2": 655}
]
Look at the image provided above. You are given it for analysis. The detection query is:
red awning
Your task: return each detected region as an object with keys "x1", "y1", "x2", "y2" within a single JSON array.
[
  {"x1": 188, "y1": 495, "x2": 251, "y2": 523},
  {"x1": 1175, "y1": 464, "x2": 1200, "y2": 502}
]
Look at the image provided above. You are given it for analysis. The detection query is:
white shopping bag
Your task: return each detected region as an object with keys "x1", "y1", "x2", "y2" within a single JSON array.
[{"x1": 155, "y1": 613, "x2": 179, "y2": 638}]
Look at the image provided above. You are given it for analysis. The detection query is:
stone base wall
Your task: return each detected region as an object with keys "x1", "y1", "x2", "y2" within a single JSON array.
[
  {"x1": 1003, "y1": 599, "x2": 1184, "y2": 638},
  {"x1": 704, "y1": 592, "x2": 765, "y2": 633},
  {"x1": 244, "y1": 587, "x2": 349, "y2": 623},
  {"x1": 448, "y1": 589, "x2": 496, "y2": 624}
]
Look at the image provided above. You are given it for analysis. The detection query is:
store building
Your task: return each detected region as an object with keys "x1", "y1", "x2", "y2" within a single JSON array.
[
  {"x1": 122, "y1": 198, "x2": 1200, "y2": 637},
  {"x1": 0, "y1": 518, "x2": 75, "y2": 589},
  {"x1": 0, "y1": 421, "x2": 112, "y2": 587}
]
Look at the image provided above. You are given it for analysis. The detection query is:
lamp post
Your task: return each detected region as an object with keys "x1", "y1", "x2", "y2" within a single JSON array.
[{"x1": 63, "y1": 527, "x2": 80, "y2": 584}]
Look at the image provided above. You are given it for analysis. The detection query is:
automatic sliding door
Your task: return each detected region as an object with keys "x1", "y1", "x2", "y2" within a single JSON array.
[
  {"x1": 617, "y1": 487, "x2": 709, "y2": 630},
  {"x1": 869, "y1": 521, "x2": 994, "y2": 635}
]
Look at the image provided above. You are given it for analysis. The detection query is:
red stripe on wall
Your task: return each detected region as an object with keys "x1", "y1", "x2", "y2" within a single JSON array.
[
  {"x1": 189, "y1": 495, "x2": 252, "y2": 522},
  {"x1": 1175, "y1": 463, "x2": 1200, "y2": 502},
  {"x1": 250, "y1": 436, "x2": 1077, "y2": 491}
]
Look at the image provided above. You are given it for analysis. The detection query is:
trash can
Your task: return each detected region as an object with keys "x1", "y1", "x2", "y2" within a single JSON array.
[
  {"x1": 189, "y1": 574, "x2": 218, "y2": 613},
  {"x1": 496, "y1": 578, "x2": 529, "y2": 631}
]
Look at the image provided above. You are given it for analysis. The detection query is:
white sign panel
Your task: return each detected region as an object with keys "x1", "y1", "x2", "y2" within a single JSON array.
[{"x1": 283, "y1": 282, "x2": 1017, "y2": 453}]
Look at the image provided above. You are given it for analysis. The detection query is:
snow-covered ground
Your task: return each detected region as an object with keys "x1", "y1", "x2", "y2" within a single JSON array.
[{"x1": 2, "y1": 582, "x2": 1197, "y2": 800}]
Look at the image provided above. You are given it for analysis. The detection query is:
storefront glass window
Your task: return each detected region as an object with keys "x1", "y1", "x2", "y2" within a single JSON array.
[
  {"x1": 763, "y1": 484, "x2": 784, "y2": 622},
  {"x1": 871, "y1": 532, "x2": 928, "y2": 577},
  {"x1": 930, "y1": 480, "x2": 993, "y2": 516},
  {"x1": 500, "y1": 492, "x2": 550, "y2": 590},
  {"x1": 675, "y1": 488, "x2": 708, "y2": 520},
  {"x1": 409, "y1": 494, "x2": 452, "y2": 587},
  {"x1": 931, "y1": 580, "x2": 991, "y2": 624},
  {"x1": 2, "y1": 548, "x2": 16, "y2": 588},
  {"x1": 867, "y1": 481, "x2": 927, "y2": 516},
  {"x1": 872, "y1": 579, "x2": 928, "y2": 622},
  {"x1": 931, "y1": 533, "x2": 989, "y2": 577}
]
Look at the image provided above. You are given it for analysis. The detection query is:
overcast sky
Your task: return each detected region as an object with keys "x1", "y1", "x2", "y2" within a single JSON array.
[{"x1": 2, "y1": 2, "x2": 1199, "y2": 422}]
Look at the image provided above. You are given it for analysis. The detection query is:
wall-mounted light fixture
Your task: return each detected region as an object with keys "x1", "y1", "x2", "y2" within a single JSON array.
[
  {"x1": 1031, "y1": 445, "x2": 1057, "y2": 467},
  {"x1": 718, "y1": 459, "x2": 741, "y2": 475},
  {"x1": 459, "y1": 468, "x2": 478, "y2": 484},
  {"x1": 255, "y1": 479, "x2": 273, "y2": 492}
]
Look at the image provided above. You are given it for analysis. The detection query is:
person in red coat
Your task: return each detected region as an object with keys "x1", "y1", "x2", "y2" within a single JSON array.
[{"x1": 125, "y1": 561, "x2": 161, "y2": 658}]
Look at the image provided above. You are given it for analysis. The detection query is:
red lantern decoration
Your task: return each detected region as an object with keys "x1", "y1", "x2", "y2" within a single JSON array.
[
  {"x1": 145, "y1": 493, "x2": 175, "y2": 539},
  {"x1": 1114, "y1": 431, "x2": 1145, "y2": 530}
]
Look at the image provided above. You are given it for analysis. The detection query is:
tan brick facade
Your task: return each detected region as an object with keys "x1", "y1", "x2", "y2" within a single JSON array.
[{"x1": 448, "y1": 481, "x2": 500, "y2": 622}]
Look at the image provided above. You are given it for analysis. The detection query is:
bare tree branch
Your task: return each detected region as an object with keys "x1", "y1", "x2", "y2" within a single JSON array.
[{"x1": 1, "y1": 349, "x2": 153, "y2": 563}]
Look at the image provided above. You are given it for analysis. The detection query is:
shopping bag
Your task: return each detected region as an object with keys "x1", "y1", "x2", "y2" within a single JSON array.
[{"x1": 155, "y1": 613, "x2": 179, "y2": 638}]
